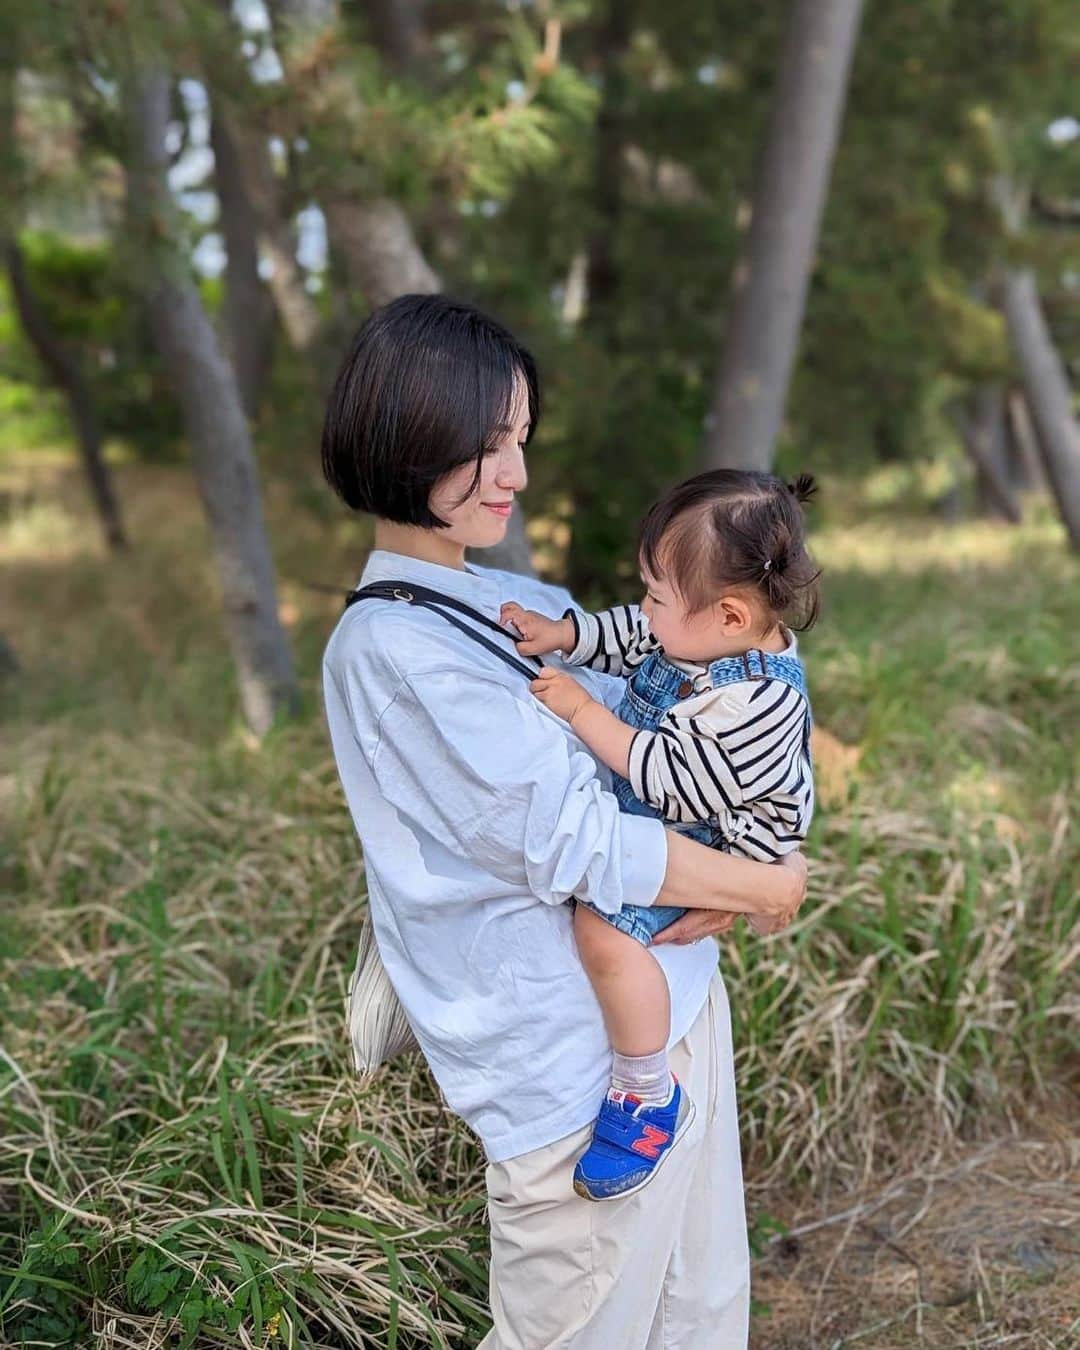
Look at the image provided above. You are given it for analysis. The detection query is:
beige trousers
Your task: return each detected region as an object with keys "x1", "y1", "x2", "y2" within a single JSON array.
[{"x1": 479, "y1": 969, "x2": 749, "y2": 1350}]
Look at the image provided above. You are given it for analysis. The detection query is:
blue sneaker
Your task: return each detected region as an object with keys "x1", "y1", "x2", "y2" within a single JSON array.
[{"x1": 572, "y1": 1079, "x2": 695, "y2": 1201}]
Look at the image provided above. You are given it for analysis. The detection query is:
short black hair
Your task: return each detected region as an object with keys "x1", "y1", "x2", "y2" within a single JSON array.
[{"x1": 321, "y1": 293, "x2": 540, "y2": 527}]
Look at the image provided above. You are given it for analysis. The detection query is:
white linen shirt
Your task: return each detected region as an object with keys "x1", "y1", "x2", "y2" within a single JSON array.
[{"x1": 322, "y1": 550, "x2": 718, "y2": 1162}]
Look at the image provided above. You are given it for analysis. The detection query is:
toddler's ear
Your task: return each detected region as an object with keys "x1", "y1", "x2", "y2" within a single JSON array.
[{"x1": 718, "y1": 595, "x2": 753, "y2": 635}]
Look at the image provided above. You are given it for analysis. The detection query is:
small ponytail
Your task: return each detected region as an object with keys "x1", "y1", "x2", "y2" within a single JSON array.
[
  {"x1": 762, "y1": 473, "x2": 821, "y2": 628},
  {"x1": 787, "y1": 473, "x2": 818, "y2": 506}
]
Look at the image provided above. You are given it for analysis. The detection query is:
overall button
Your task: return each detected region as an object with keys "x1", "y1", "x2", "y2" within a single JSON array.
[{"x1": 677, "y1": 679, "x2": 694, "y2": 698}]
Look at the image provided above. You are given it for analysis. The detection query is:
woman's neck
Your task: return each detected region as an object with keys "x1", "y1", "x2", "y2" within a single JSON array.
[{"x1": 374, "y1": 519, "x2": 467, "y2": 571}]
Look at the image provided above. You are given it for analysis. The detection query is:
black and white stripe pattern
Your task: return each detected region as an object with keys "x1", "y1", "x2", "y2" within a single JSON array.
[
  {"x1": 567, "y1": 604, "x2": 814, "y2": 860},
  {"x1": 564, "y1": 605, "x2": 660, "y2": 676},
  {"x1": 628, "y1": 682, "x2": 813, "y2": 861}
]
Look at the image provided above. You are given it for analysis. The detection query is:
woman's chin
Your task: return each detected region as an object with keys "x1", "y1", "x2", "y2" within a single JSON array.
[{"x1": 471, "y1": 516, "x2": 510, "y2": 549}]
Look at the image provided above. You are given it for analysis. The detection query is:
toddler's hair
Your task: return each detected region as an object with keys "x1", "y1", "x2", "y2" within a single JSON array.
[{"x1": 639, "y1": 469, "x2": 821, "y2": 630}]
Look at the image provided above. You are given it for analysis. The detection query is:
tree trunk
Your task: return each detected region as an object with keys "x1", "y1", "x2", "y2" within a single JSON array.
[
  {"x1": 204, "y1": 90, "x2": 322, "y2": 353},
  {"x1": 210, "y1": 111, "x2": 275, "y2": 418},
  {"x1": 704, "y1": 0, "x2": 864, "y2": 471},
  {"x1": 322, "y1": 197, "x2": 440, "y2": 308},
  {"x1": 4, "y1": 238, "x2": 128, "y2": 551},
  {"x1": 562, "y1": 0, "x2": 633, "y2": 596},
  {"x1": 199, "y1": 0, "x2": 322, "y2": 354},
  {"x1": 366, "y1": 0, "x2": 431, "y2": 76},
  {"x1": 584, "y1": 0, "x2": 632, "y2": 340},
  {"x1": 0, "y1": 634, "x2": 18, "y2": 676},
  {"x1": 958, "y1": 387, "x2": 1021, "y2": 523},
  {"x1": 1000, "y1": 267, "x2": 1080, "y2": 550},
  {"x1": 268, "y1": 0, "x2": 440, "y2": 307},
  {"x1": 127, "y1": 67, "x2": 298, "y2": 734},
  {"x1": 1006, "y1": 387, "x2": 1046, "y2": 492}
]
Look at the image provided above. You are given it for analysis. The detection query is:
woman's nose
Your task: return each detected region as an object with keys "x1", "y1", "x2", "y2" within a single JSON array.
[{"x1": 497, "y1": 446, "x2": 527, "y2": 491}]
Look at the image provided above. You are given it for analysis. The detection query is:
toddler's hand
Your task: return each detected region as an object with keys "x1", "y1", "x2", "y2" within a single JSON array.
[
  {"x1": 529, "y1": 668, "x2": 593, "y2": 725},
  {"x1": 500, "y1": 602, "x2": 575, "y2": 657}
]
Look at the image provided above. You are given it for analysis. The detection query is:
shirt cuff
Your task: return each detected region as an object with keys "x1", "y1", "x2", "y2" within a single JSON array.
[
  {"x1": 615, "y1": 813, "x2": 668, "y2": 909},
  {"x1": 562, "y1": 608, "x2": 601, "y2": 664}
]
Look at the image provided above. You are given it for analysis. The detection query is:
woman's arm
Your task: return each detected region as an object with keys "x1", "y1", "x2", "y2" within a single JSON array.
[
  {"x1": 360, "y1": 666, "x2": 668, "y2": 917},
  {"x1": 522, "y1": 673, "x2": 801, "y2": 919},
  {"x1": 656, "y1": 831, "x2": 804, "y2": 919},
  {"x1": 652, "y1": 853, "x2": 808, "y2": 945}
]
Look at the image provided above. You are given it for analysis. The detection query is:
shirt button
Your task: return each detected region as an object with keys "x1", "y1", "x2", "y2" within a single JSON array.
[{"x1": 677, "y1": 679, "x2": 694, "y2": 698}]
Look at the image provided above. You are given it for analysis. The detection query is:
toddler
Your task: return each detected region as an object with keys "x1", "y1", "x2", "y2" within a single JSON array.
[{"x1": 500, "y1": 469, "x2": 819, "y2": 1200}]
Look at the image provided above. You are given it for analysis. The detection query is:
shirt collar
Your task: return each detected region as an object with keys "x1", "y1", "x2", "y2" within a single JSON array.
[{"x1": 360, "y1": 549, "x2": 504, "y2": 619}]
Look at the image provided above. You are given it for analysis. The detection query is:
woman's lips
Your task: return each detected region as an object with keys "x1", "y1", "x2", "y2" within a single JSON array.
[{"x1": 484, "y1": 502, "x2": 513, "y2": 517}]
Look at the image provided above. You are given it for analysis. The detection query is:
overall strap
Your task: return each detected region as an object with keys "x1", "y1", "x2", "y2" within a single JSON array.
[
  {"x1": 345, "y1": 580, "x2": 543, "y2": 683},
  {"x1": 706, "y1": 648, "x2": 808, "y2": 699}
]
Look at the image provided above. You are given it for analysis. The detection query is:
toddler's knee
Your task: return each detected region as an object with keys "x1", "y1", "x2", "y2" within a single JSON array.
[{"x1": 574, "y1": 905, "x2": 633, "y2": 978}]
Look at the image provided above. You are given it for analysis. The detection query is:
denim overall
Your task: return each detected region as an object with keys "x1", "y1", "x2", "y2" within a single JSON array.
[{"x1": 582, "y1": 645, "x2": 810, "y2": 946}]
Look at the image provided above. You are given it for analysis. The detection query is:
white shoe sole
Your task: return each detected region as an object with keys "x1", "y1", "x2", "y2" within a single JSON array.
[{"x1": 573, "y1": 1095, "x2": 698, "y2": 1203}]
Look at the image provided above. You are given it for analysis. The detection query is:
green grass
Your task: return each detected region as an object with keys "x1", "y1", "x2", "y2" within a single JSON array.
[{"x1": 1, "y1": 459, "x2": 1077, "y2": 1346}]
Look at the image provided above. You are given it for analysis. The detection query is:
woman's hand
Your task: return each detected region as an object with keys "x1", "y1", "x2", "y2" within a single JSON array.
[
  {"x1": 530, "y1": 668, "x2": 594, "y2": 724},
  {"x1": 501, "y1": 602, "x2": 576, "y2": 657},
  {"x1": 651, "y1": 853, "x2": 807, "y2": 946},
  {"x1": 650, "y1": 909, "x2": 739, "y2": 946},
  {"x1": 745, "y1": 852, "x2": 809, "y2": 935}
]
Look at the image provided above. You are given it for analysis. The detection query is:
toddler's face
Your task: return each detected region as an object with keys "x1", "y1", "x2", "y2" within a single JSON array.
[
  {"x1": 639, "y1": 559, "x2": 767, "y2": 662},
  {"x1": 639, "y1": 564, "x2": 720, "y2": 661}
]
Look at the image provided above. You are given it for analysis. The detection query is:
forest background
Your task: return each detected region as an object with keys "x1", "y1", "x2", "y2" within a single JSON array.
[{"x1": 1, "y1": 1, "x2": 1078, "y2": 1346}]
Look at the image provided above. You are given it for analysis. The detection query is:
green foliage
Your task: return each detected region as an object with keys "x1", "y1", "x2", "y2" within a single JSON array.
[
  {"x1": 0, "y1": 1221, "x2": 94, "y2": 1347},
  {"x1": 123, "y1": 1245, "x2": 253, "y2": 1345},
  {"x1": 0, "y1": 232, "x2": 183, "y2": 457}
]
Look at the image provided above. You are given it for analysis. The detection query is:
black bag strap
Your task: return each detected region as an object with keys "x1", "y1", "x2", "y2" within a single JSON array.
[{"x1": 345, "y1": 580, "x2": 544, "y2": 683}]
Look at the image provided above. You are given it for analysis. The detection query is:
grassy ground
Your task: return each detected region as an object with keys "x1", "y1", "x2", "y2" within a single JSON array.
[{"x1": 1, "y1": 454, "x2": 1077, "y2": 1347}]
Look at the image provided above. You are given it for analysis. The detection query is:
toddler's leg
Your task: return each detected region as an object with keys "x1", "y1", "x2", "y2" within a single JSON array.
[
  {"x1": 571, "y1": 904, "x2": 695, "y2": 1201},
  {"x1": 574, "y1": 904, "x2": 672, "y2": 1097}
]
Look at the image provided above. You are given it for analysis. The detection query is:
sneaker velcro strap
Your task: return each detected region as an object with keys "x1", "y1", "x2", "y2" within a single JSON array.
[{"x1": 593, "y1": 1107, "x2": 639, "y2": 1150}]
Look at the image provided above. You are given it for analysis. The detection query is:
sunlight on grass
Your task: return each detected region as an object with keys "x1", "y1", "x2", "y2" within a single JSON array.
[
  {"x1": 0, "y1": 497, "x2": 97, "y2": 562},
  {"x1": 815, "y1": 508, "x2": 1067, "y2": 575}
]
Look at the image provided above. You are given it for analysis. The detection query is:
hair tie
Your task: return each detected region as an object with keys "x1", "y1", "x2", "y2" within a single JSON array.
[{"x1": 762, "y1": 559, "x2": 773, "y2": 575}]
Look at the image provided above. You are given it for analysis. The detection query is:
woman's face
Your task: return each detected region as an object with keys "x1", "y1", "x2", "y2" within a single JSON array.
[{"x1": 428, "y1": 373, "x2": 531, "y2": 550}]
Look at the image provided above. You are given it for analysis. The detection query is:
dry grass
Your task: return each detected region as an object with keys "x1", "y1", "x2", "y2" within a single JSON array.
[
  {"x1": 752, "y1": 1129, "x2": 1078, "y2": 1348},
  {"x1": 2, "y1": 456, "x2": 1078, "y2": 1346}
]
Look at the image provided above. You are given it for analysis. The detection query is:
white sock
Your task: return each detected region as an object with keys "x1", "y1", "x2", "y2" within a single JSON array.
[{"x1": 610, "y1": 1049, "x2": 673, "y2": 1106}]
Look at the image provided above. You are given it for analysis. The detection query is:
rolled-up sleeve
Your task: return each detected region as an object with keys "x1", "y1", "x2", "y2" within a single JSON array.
[
  {"x1": 562, "y1": 604, "x2": 658, "y2": 677},
  {"x1": 367, "y1": 668, "x2": 668, "y2": 914}
]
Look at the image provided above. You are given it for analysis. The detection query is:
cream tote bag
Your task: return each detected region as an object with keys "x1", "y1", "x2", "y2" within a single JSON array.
[{"x1": 345, "y1": 913, "x2": 419, "y2": 1074}]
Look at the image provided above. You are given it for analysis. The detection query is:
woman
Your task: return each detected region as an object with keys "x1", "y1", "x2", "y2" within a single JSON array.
[{"x1": 321, "y1": 294, "x2": 807, "y2": 1348}]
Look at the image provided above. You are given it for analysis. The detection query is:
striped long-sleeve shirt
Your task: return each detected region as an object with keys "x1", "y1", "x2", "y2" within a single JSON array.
[{"x1": 564, "y1": 604, "x2": 814, "y2": 862}]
